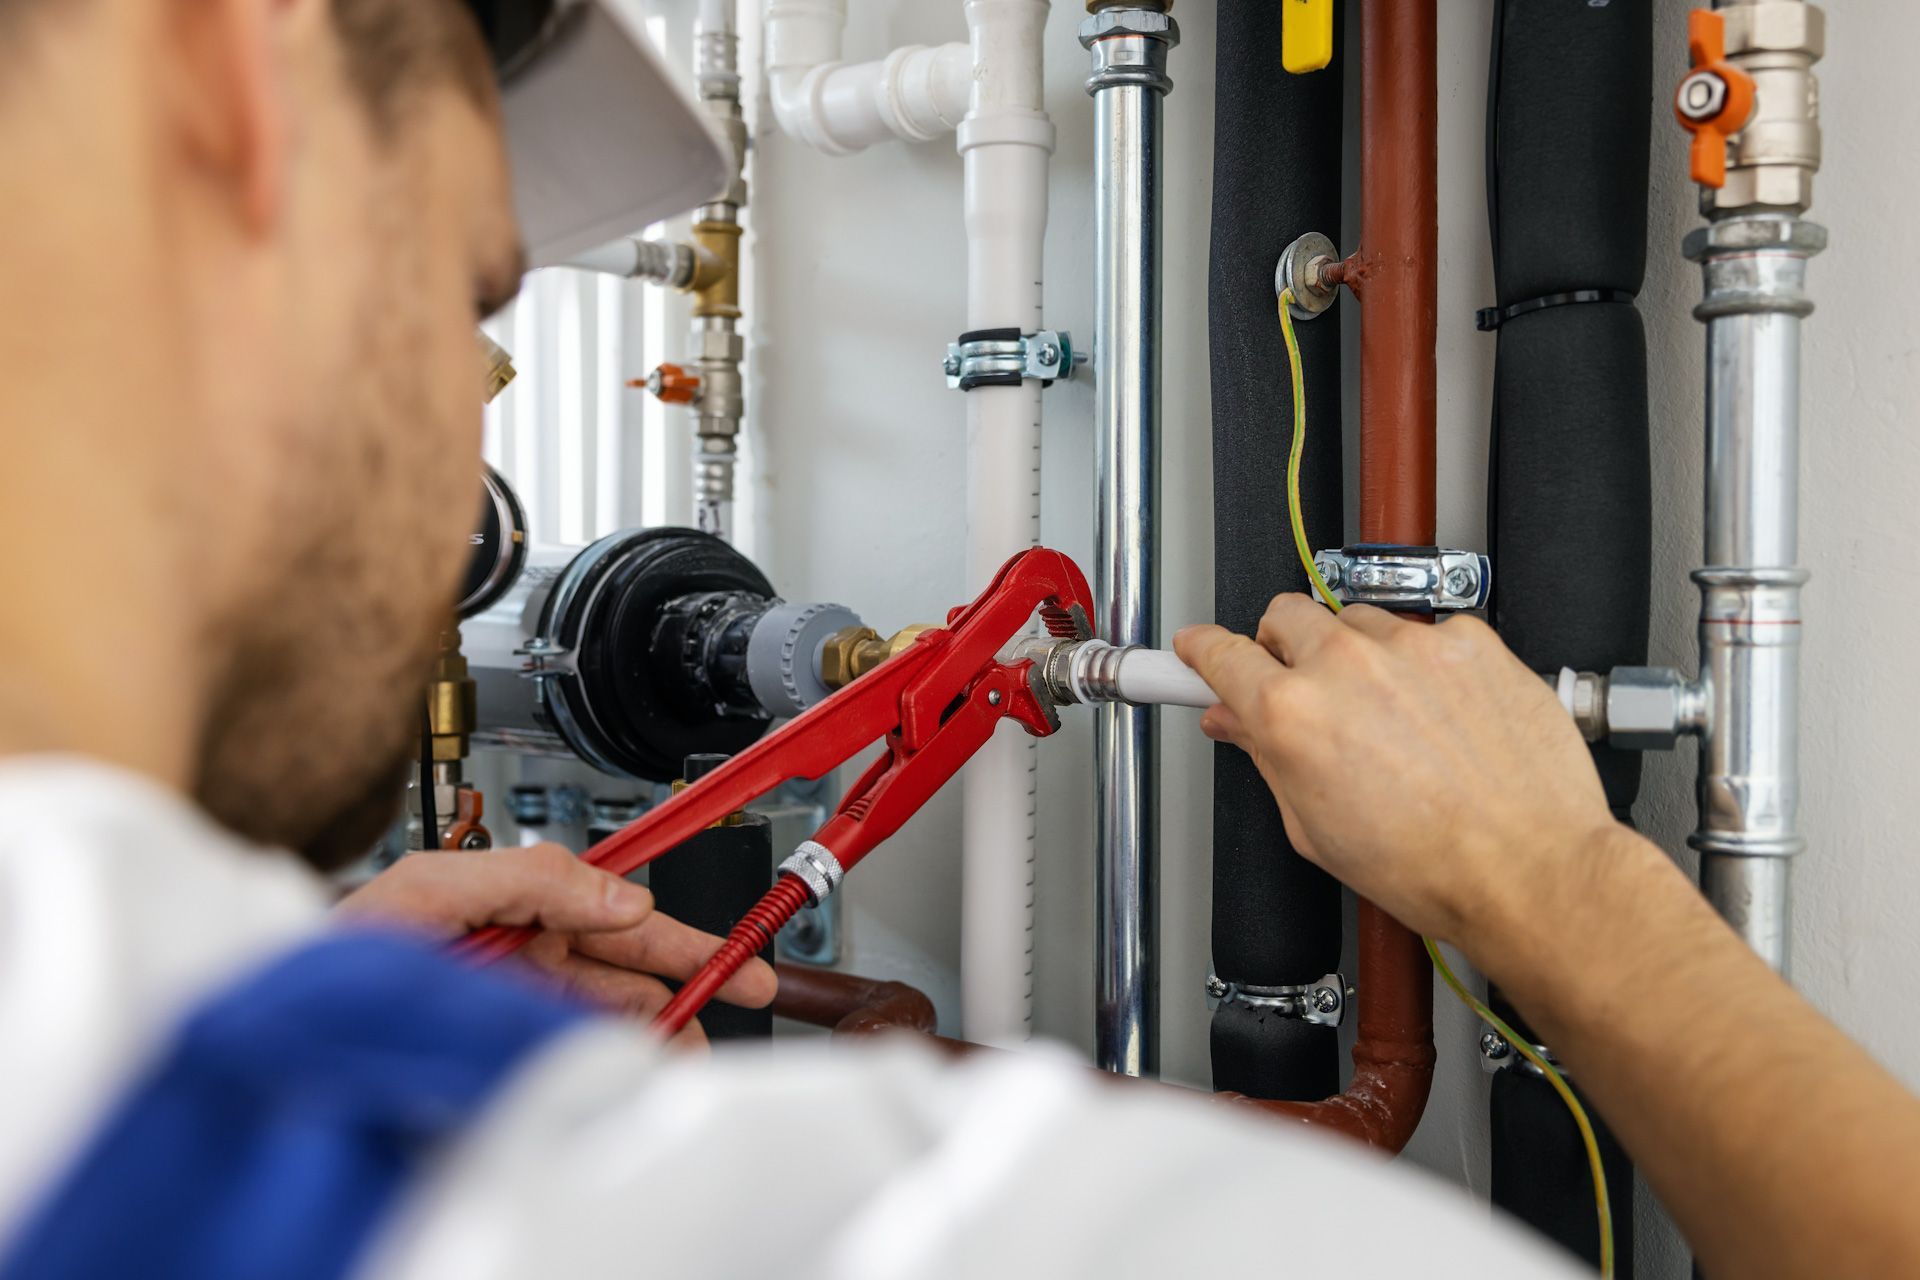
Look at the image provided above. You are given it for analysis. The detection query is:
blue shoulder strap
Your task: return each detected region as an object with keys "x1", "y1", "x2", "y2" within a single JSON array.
[{"x1": 0, "y1": 930, "x2": 588, "y2": 1280}]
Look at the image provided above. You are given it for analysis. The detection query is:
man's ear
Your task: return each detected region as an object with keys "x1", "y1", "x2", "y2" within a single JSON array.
[{"x1": 163, "y1": 0, "x2": 304, "y2": 235}]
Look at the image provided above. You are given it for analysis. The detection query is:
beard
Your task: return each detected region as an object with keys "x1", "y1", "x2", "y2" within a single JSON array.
[
  {"x1": 194, "y1": 627, "x2": 432, "y2": 873},
  {"x1": 191, "y1": 261, "x2": 477, "y2": 873}
]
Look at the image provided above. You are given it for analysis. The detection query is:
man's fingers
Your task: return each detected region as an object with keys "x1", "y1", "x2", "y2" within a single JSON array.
[
  {"x1": 574, "y1": 911, "x2": 779, "y2": 1009},
  {"x1": 543, "y1": 954, "x2": 718, "y2": 1053},
  {"x1": 1200, "y1": 703, "x2": 1250, "y2": 750},
  {"x1": 1335, "y1": 603, "x2": 1403, "y2": 642},
  {"x1": 545, "y1": 952, "x2": 677, "y2": 1018},
  {"x1": 1255, "y1": 594, "x2": 1345, "y2": 665},
  {"x1": 1174, "y1": 624, "x2": 1288, "y2": 719},
  {"x1": 337, "y1": 844, "x2": 655, "y2": 940}
]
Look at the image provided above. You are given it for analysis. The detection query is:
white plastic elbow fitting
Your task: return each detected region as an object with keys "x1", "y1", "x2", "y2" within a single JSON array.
[{"x1": 766, "y1": 0, "x2": 970, "y2": 155}]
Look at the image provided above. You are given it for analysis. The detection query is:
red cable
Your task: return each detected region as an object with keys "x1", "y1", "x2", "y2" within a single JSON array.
[{"x1": 652, "y1": 874, "x2": 813, "y2": 1038}]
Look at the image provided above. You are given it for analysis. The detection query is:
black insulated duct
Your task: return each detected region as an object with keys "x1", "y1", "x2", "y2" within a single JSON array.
[
  {"x1": 1207, "y1": 1, "x2": 1345, "y2": 1100},
  {"x1": 1483, "y1": 0, "x2": 1652, "y2": 1271}
]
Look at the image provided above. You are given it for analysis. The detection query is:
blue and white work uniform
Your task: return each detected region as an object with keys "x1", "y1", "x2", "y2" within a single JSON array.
[{"x1": 0, "y1": 758, "x2": 1582, "y2": 1279}]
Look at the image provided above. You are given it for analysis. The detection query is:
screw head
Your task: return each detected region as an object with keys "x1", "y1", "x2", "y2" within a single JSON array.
[
  {"x1": 1036, "y1": 344, "x2": 1060, "y2": 367},
  {"x1": 1678, "y1": 71, "x2": 1729, "y2": 123},
  {"x1": 987, "y1": 689, "x2": 1003, "y2": 706},
  {"x1": 1444, "y1": 565, "x2": 1478, "y2": 599},
  {"x1": 1206, "y1": 976, "x2": 1230, "y2": 1000},
  {"x1": 1480, "y1": 1031, "x2": 1511, "y2": 1060},
  {"x1": 943, "y1": 355, "x2": 962, "y2": 378},
  {"x1": 1310, "y1": 986, "x2": 1340, "y2": 1014}
]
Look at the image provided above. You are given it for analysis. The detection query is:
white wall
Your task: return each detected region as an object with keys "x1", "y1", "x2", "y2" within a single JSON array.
[{"x1": 731, "y1": 2, "x2": 1920, "y2": 1275}]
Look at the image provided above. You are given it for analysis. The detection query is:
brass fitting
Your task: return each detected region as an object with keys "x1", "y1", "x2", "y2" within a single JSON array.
[
  {"x1": 426, "y1": 628, "x2": 478, "y2": 764},
  {"x1": 670, "y1": 776, "x2": 745, "y2": 827},
  {"x1": 820, "y1": 624, "x2": 935, "y2": 691},
  {"x1": 690, "y1": 220, "x2": 742, "y2": 320},
  {"x1": 478, "y1": 331, "x2": 516, "y2": 405}
]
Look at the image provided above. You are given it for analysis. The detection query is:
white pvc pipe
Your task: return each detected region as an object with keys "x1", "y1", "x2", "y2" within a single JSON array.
[
  {"x1": 1067, "y1": 644, "x2": 1216, "y2": 710},
  {"x1": 765, "y1": 0, "x2": 971, "y2": 155},
  {"x1": 958, "y1": 0, "x2": 1053, "y2": 1045}
]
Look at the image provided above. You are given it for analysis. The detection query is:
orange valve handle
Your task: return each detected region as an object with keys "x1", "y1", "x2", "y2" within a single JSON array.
[
  {"x1": 1674, "y1": 8, "x2": 1756, "y2": 190},
  {"x1": 636, "y1": 363, "x2": 701, "y2": 405},
  {"x1": 440, "y1": 788, "x2": 490, "y2": 851}
]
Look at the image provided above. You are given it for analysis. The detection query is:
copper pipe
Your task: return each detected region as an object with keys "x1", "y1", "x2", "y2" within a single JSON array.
[
  {"x1": 1222, "y1": 0, "x2": 1438, "y2": 1153},
  {"x1": 1222, "y1": 906, "x2": 1436, "y2": 1149},
  {"x1": 1355, "y1": 0, "x2": 1437, "y2": 548},
  {"x1": 773, "y1": 963, "x2": 938, "y2": 1036}
]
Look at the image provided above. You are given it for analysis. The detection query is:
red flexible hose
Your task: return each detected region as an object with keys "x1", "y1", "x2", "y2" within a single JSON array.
[{"x1": 652, "y1": 874, "x2": 813, "y2": 1038}]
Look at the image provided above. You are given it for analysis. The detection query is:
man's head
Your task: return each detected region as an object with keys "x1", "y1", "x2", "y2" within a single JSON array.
[{"x1": 0, "y1": 0, "x2": 525, "y2": 867}]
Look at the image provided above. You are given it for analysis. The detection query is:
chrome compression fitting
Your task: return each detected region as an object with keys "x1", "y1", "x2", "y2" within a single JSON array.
[
  {"x1": 1312, "y1": 546, "x2": 1492, "y2": 613},
  {"x1": 1553, "y1": 666, "x2": 1711, "y2": 752},
  {"x1": 1206, "y1": 973, "x2": 1351, "y2": 1030},
  {"x1": 944, "y1": 328, "x2": 1082, "y2": 390},
  {"x1": 1017, "y1": 638, "x2": 1216, "y2": 714}
]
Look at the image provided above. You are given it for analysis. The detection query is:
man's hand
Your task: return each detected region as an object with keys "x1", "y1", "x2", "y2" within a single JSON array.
[
  {"x1": 335, "y1": 844, "x2": 777, "y2": 1049},
  {"x1": 1175, "y1": 596, "x2": 1617, "y2": 944}
]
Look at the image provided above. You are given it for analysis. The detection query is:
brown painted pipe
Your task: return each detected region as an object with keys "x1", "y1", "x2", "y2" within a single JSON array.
[
  {"x1": 1221, "y1": 0, "x2": 1438, "y2": 1154},
  {"x1": 1355, "y1": 0, "x2": 1438, "y2": 549},
  {"x1": 1222, "y1": 907, "x2": 1437, "y2": 1149},
  {"x1": 773, "y1": 963, "x2": 939, "y2": 1035}
]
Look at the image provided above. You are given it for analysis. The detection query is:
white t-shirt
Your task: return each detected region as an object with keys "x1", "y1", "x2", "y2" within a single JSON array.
[{"x1": 0, "y1": 757, "x2": 1584, "y2": 1278}]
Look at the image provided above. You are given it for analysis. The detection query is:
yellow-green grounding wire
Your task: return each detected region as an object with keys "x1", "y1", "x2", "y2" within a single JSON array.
[{"x1": 1277, "y1": 287, "x2": 1614, "y2": 1278}]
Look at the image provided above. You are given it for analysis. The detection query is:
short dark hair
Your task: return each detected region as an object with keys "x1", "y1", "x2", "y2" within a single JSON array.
[
  {"x1": 0, "y1": 0, "x2": 492, "y2": 122},
  {"x1": 330, "y1": 0, "x2": 496, "y2": 125}
]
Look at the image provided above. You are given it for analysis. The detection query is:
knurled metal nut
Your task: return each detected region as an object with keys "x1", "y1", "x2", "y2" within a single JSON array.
[{"x1": 1079, "y1": 8, "x2": 1178, "y2": 46}]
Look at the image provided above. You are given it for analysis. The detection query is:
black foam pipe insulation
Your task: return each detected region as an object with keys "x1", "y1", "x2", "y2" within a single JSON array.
[
  {"x1": 1492, "y1": 1067, "x2": 1637, "y2": 1278},
  {"x1": 647, "y1": 808, "x2": 774, "y2": 1042},
  {"x1": 1207, "y1": 0, "x2": 1345, "y2": 1100},
  {"x1": 1484, "y1": 0, "x2": 1653, "y2": 1270}
]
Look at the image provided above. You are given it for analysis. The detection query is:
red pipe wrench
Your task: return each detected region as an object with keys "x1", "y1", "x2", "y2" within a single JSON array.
[{"x1": 457, "y1": 547, "x2": 1096, "y2": 972}]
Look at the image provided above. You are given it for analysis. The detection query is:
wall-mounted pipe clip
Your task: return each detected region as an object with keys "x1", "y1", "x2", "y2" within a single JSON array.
[
  {"x1": 1479, "y1": 1030, "x2": 1564, "y2": 1081},
  {"x1": 1313, "y1": 546, "x2": 1491, "y2": 613},
  {"x1": 1207, "y1": 973, "x2": 1351, "y2": 1030},
  {"x1": 943, "y1": 328, "x2": 1082, "y2": 391}
]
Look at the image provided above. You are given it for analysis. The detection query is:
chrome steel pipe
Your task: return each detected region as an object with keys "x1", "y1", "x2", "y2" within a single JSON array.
[
  {"x1": 1686, "y1": 214, "x2": 1825, "y2": 975},
  {"x1": 1082, "y1": 6, "x2": 1176, "y2": 1078},
  {"x1": 692, "y1": 2, "x2": 747, "y2": 541}
]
